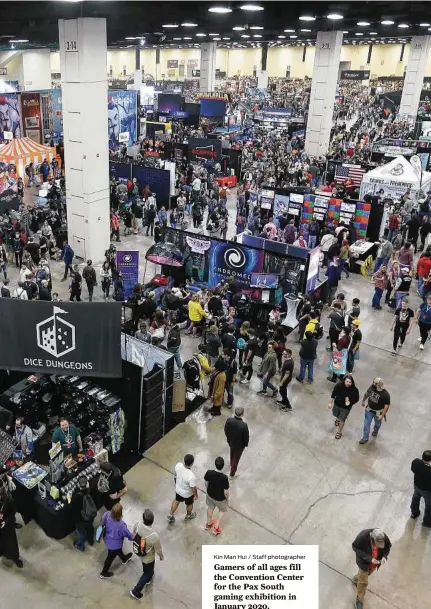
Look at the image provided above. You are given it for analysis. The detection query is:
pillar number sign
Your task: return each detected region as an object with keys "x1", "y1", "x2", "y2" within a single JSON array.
[{"x1": 66, "y1": 40, "x2": 78, "y2": 52}]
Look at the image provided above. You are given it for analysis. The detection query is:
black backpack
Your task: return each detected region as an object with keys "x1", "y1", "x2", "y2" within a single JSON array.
[
  {"x1": 133, "y1": 532, "x2": 147, "y2": 557},
  {"x1": 81, "y1": 492, "x2": 97, "y2": 521},
  {"x1": 183, "y1": 357, "x2": 201, "y2": 389}
]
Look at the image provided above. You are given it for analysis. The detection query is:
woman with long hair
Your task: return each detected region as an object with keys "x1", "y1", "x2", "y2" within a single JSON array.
[
  {"x1": 236, "y1": 321, "x2": 250, "y2": 368},
  {"x1": 100, "y1": 502, "x2": 134, "y2": 579},
  {"x1": 327, "y1": 374, "x2": 360, "y2": 440}
]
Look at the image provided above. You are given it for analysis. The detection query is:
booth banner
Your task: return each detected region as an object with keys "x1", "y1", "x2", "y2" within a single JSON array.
[
  {"x1": 133, "y1": 166, "x2": 171, "y2": 206},
  {"x1": 116, "y1": 251, "x2": 139, "y2": 298},
  {"x1": 306, "y1": 247, "x2": 321, "y2": 294},
  {"x1": 188, "y1": 137, "x2": 222, "y2": 162},
  {"x1": 0, "y1": 300, "x2": 122, "y2": 377},
  {"x1": 186, "y1": 236, "x2": 212, "y2": 253},
  {"x1": 108, "y1": 90, "x2": 138, "y2": 150},
  {"x1": 208, "y1": 241, "x2": 264, "y2": 288},
  {"x1": 109, "y1": 161, "x2": 131, "y2": 184},
  {"x1": 340, "y1": 70, "x2": 370, "y2": 81},
  {"x1": 0, "y1": 93, "x2": 22, "y2": 139},
  {"x1": 21, "y1": 92, "x2": 42, "y2": 143},
  {"x1": 0, "y1": 187, "x2": 20, "y2": 213},
  {"x1": 274, "y1": 194, "x2": 289, "y2": 217},
  {"x1": 51, "y1": 89, "x2": 63, "y2": 142}
]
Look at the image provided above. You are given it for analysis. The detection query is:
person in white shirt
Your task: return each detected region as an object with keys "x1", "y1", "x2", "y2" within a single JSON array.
[
  {"x1": 192, "y1": 176, "x2": 201, "y2": 192},
  {"x1": 167, "y1": 454, "x2": 197, "y2": 523},
  {"x1": 13, "y1": 283, "x2": 28, "y2": 300}
]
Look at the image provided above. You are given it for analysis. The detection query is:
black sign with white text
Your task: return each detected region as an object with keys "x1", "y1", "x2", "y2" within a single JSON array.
[
  {"x1": 0, "y1": 300, "x2": 122, "y2": 377},
  {"x1": 188, "y1": 137, "x2": 222, "y2": 162},
  {"x1": 340, "y1": 70, "x2": 371, "y2": 81}
]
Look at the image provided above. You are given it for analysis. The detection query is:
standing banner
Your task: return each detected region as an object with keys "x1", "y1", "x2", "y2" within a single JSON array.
[
  {"x1": 116, "y1": 251, "x2": 139, "y2": 298},
  {"x1": 51, "y1": 89, "x2": 63, "y2": 143},
  {"x1": 21, "y1": 92, "x2": 42, "y2": 143},
  {"x1": 208, "y1": 241, "x2": 264, "y2": 289},
  {"x1": 108, "y1": 90, "x2": 137, "y2": 150},
  {"x1": 306, "y1": 247, "x2": 321, "y2": 294},
  {"x1": 0, "y1": 300, "x2": 122, "y2": 377},
  {"x1": 0, "y1": 93, "x2": 22, "y2": 140}
]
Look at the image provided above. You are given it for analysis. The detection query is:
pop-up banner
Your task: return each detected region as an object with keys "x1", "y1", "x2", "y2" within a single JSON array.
[{"x1": 0, "y1": 300, "x2": 122, "y2": 377}]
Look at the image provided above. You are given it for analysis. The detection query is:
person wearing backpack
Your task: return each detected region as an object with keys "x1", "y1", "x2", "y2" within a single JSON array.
[
  {"x1": 99, "y1": 503, "x2": 133, "y2": 579},
  {"x1": 70, "y1": 476, "x2": 97, "y2": 551},
  {"x1": 130, "y1": 509, "x2": 164, "y2": 600},
  {"x1": 167, "y1": 321, "x2": 187, "y2": 368}
]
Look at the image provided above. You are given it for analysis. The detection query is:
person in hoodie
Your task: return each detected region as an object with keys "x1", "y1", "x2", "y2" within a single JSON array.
[
  {"x1": 60, "y1": 240, "x2": 74, "y2": 281},
  {"x1": 99, "y1": 502, "x2": 134, "y2": 579}
]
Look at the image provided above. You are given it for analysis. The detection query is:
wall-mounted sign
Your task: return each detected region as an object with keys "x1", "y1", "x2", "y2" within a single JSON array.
[
  {"x1": 167, "y1": 60, "x2": 179, "y2": 69},
  {"x1": 340, "y1": 70, "x2": 370, "y2": 81},
  {"x1": 0, "y1": 68, "x2": 7, "y2": 76}
]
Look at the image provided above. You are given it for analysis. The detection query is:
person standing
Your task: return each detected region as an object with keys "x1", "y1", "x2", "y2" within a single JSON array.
[
  {"x1": 208, "y1": 359, "x2": 227, "y2": 416},
  {"x1": 374, "y1": 238, "x2": 393, "y2": 271},
  {"x1": 51, "y1": 417, "x2": 83, "y2": 454},
  {"x1": 296, "y1": 331, "x2": 318, "y2": 384},
  {"x1": 130, "y1": 509, "x2": 164, "y2": 600},
  {"x1": 204, "y1": 457, "x2": 230, "y2": 536},
  {"x1": 410, "y1": 450, "x2": 431, "y2": 528},
  {"x1": 328, "y1": 302, "x2": 344, "y2": 351},
  {"x1": 222, "y1": 348, "x2": 238, "y2": 409},
  {"x1": 0, "y1": 486, "x2": 23, "y2": 568},
  {"x1": 205, "y1": 325, "x2": 222, "y2": 367},
  {"x1": 166, "y1": 321, "x2": 187, "y2": 368},
  {"x1": 328, "y1": 375, "x2": 359, "y2": 439},
  {"x1": 224, "y1": 406, "x2": 249, "y2": 479},
  {"x1": 98, "y1": 462, "x2": 128, "y2": 510},
  {"x1": 359, "y1": 378, "x2": 391, "y2": 444},
  {"x1": 347, "y1": 319, "x2": 362, "y2": 373},
  {"x1": 415, "y1": 293, "x2": 431, "y2": 350},
  {"x1": 69, "y1": 264, "x2": 82, "y2": 302},
  {"x1": 83, "y1": 260, "x2": 97, "y2": 302},
  {"x1": 240, "y1": 328, "x2": 258, "y2": 384},
  {"x1": 352, "y1": 528, "x2": 391, "y2": 609},
  {"x1": 277, "y1": 349, "x2": 294, "y2": 411},
  {"x1": 257, "y1": 341, "x2": 278, "y2": 397},
  {"x1": 70, "y1": 475, "x2": 96, "y2": 551},
  {"x1": 12, "y1": 417, "x2": 34, "y2": 458},
  {"x1": 100, "y1": 261, "x2": 112, "y2": 300},
  {"x1": 390, "y1": 299, "x2": 414, "y2": 355},
  {"x1": 99, "y1": 503, "x2": 133, "y2": 579},
  {"x1": 167, "y1": 454, "x2": 198, "y2": 523},
  {"x1": 60, "y1": 240, "x2": 74, "y2": 281},
  {"x1": 371, "y1": 265, "x2": 388, "y2": 310}
]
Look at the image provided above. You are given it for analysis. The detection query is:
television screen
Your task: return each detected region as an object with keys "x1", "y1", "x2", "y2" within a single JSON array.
[
  {"x1": 250, "y1": 273, "x2": 279, "y2": 289},
  {"x1": 200, "y1": 98, "x2": 227, "y2": 117},
  {"x1": 157, "y1": 94, "x2": 182, "y2": 113},
  {"x1": 184, "y1": 102, "x2": 200, "y2": 116},
  {"x1": 289, "y1": 192, "x2": 304, "y2": 204},
  {"x1": 341, "y1": 202, "x2": 356, "y2": 213},
  {"x1": 314, "y1": 212, "x2": 325, "y2": 221}
]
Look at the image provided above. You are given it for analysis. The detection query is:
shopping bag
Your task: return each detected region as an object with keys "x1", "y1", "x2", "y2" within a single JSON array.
[{"x1": 95, "y1": 524, "x2": 105, "y2": 543}]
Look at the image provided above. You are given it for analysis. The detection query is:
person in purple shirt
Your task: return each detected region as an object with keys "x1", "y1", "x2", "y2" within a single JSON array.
[{"x1": 100, "y1": 503, "x2": 134, "y2": 579}]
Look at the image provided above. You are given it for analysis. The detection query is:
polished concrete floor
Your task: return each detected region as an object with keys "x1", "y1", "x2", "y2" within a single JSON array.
[{"x1": 2, "y1": 192, "x2": 430, "y2": 609}]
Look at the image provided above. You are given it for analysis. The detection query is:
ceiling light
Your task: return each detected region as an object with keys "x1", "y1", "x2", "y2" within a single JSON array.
[
  {"x1": 173, "y1": 37, "x2": 182, "y2": 40},
  {"x1": 278, "y1": 35, "x2": 286, "y2": 39},
  {"x1": 327, "y1": 13, "x2": 343, "y2": 20},
  {"x1": 300, "y1": 29, "x2": 311, "y2": 32},
  {"x1": 12, "y1": 39, "x2": 29, "y2": 43},
  {"x1": 343, "y1": 31, "x2": 349, "y2": 34},
  {"x1": 222, "y1": 37, "x2": 231, "y2": 40},
  {"x1": 213, "y1": 37, "x2": 221, "y2": 40},
  {"x1": 240, "y1": 4, "x2": 264, "y2": 11},
  {"x1": 209, "y1": 33, "x2": 220, "y2": 36},
  {"x1": 196, "y1": 33, "x2": 206, "y2": 37},
  {"x1": 369, "y1": 32, "x2": 377, "y2": 35},
  {"x1": 355, "y1": 33, "x2": 363, "y2": 36},
  {"x1": 125, "y1": 37, "x2": 137, "y2": 40},
  {"x1": 162, "y1": 24, "x2": 178, "y2": 28},
  {"x1": 241, "y1": 34, "x2": 250, "y2": 38},
  {"x1": 208, "y1": 6, "x2": 232, "y2": 13},
  {"x1": 381, "y1": 20, "x2": 394, "y2": 25},
  {"x1": 181, "y1": 22, "x2": 198, "y2": 27},
  {"x1": 420, "y1": 23, "x2": 431, "y2": 27},
  {"x1": 357, "y1": 21, "x2": 370, "y2": 26},
  {"x1": 253, "y1": 34, "x2": 262, "y2": 38},
  {"x1": 183, "y1": 36, "x2": 192, "y2": 39},
  {"x1": 284, "y1": 29, "x2": 295, "y2": 33},
  {"x1": 299, "y1": 15, "x2": 315, "y2": 21},
  {"x1": 290, "y1": 35, "x2": 298, "y2": 39},
  {"x1": 233, "y1": 26, "x2": 246, "y2": 30},
  {"x1": 398, "y1": 24, "x2": 409, "y2": 28},
  {"x1": 250, "y1": 26, "x2": 263, "y2": 30}
]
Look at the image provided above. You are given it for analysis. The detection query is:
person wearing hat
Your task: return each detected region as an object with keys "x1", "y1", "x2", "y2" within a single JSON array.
[
  {"x1": 352, "y1": 528, "x2": 391, "y2": 609},
  {"x1": 359, "y1": 378, "x2": 391, "y2": 444},
  {"x1": 347, "y1": 319, "x2": 361, "y2": 373},
  {"x1": 208, "y1": 359, "x2": 227, "y2": 417}
]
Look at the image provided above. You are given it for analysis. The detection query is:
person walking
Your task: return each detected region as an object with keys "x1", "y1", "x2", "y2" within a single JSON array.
[
  {"x1": 70, "y1": 475, "x2": 97, "y2": 551},
  {"x1": 415, "y1": 293, "x2": 431, "y2": 350},
  {"x1": 100, "y1": 261, "x2": 112, "y2": 300},
  {"x1": 167, "y1": 321, "x2": 187, "y2": 368},
  {"x1": 60, "y1": 240, "x2": 74, "y2": 281},
  {"x1": 390, "y1": 299, "x2": 414, "y2": 355},
  {"x1": 167, "y1": 454, "x2": 198, "y2": 523},
  {"x1": 0, "y1": 485, "x2": 23, "y2": 568},
  {"x1": 374, "y1": 237, "x2": 393, "y2": 271},
  {"x1": 257, "y1": 341, "x2": 278, "y2": 397},
  {"x1": 328, "y1": 302, "x2": 345, "y2": 351},
  {"x1": 129, "y1": 509, "x2": 164, "y2": 600},
  {"x1": 82, "y1": 260, "x2": 97, "y2": 302},
  {"x1": 328, "y1": 374, "x2": 360, "y2": 439},
  {"x1": 69, "y1": 264, "x2": 82, "y2": 302},
  {"x1": 352, "y1": 528, "x2": 391, "y2": 609},
  {"x1": 339, "y1": 239, "x2": 351, "y2": 278},
  {"x1": 371, "y1": 265, "x2": 388, "y2": 310},
  {"x1": 204, "y1": 457, "x2": 230, "y2": 536},
  {"x1": 208, "y1": 359, "x2": 227, "y2": 416},
  {"x1": 224, "y1": 406, "x2": 249, "y2": 479},
  {"x1": 410, "y1": 450, "x2": 431, "y2": 528},
  {"x1": 296, "y1": 331, "x2": 318, "y2": 384},
  {"x1": 240, "y1": 328, "x2": 258, "y2": 384},
  {"x1": 222, "y1": 348, "x2": 237, "y2": 409},
  {"x1": 205, "y1": 325, "x2": 222, "y2": 367},
  {"x1": 99, "y1": 503, "x2": 133, "y2": 579},
  {"x1": 277, "y1": 349, "x2": 294, "y2": 411},
  {"x1": 359, "y1": 378, "x2": 391, "y2": 444}
]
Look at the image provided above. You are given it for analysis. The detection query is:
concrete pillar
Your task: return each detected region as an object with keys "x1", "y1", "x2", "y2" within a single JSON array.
[
  {"x1": 22, "y1": 50, "x2": 51, "y2": 91},
  {"x1": 133, "y1": 46, "x2": 142, "y2": 91},
  {"x1": 200, "y1": 42, "x2": 217, "y2": 93},
  {"x1": 59, "y1": 17, "x2": 110, "y2": 263},
  {"x1": 305, "y1": 30, "x2": 343, "y2": 158},
  {"x1": 400, "y1": 36, "x2": 431, "y2": 119}
]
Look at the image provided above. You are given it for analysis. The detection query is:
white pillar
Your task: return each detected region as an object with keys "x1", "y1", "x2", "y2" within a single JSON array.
[
  {"x1": 200, "y1": 42, "x2": 217, "y2": 93},
  {"x1": 22, "y1": 50, "x2": 51, "y2": 91},
  {"x1": 59, "y1": 17, "x2": 110, "y2": 263},
  {"x1": 257, "y1": 70, "x2": 268, "y2": 89},
  {"x1": 400, "y1": 36, "x2": 431, "y2": 119},
  {"x1": 305, "y1": 30, "x2": 343, "y2": 158},
  {"x1": 133, "y1": 46, "x2": 142, "y2": 91}
]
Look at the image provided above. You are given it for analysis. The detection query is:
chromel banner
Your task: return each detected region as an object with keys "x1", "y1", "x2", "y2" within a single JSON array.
[{"x1": 0, "y1": 300, "x2": 122, "y2": 377}]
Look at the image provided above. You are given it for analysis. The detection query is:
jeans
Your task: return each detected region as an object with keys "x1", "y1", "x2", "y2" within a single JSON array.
[
  {"x1": 102, "y1": 548, "x2": 129, "y2": 574},
  {"x1": 63, "y1": 263, "x2": 73, "y2": 280},
  {"x1": 279, "y1": 383, "x2": 291, "y2": 407},
  {"x1": 374, "y1": 257, "x2": 387, "y2": 272},
  {"x1": 393, "y1": 323, "x2": 408, "y2": 350},
  {"x1": 410, "y1": 485, "x2": 431, "y2": 526},
  {"x1": 76, "y1": 521, "x2": 94, "y2": 550},
  {"x1": 225, "y1": 382, "x2": 234, "y2": 406},
  {"x1": 387, "y1": 228, "x2": 398, "y2": 243},
  {"x1": 133, "y1": 560, "x2": 155, "y2": 593},
  {"x1": 372, "y1": 287, "x2": 383, "y2": 308},
  {"x1": 339, "y1": 259, "x2": 349, "y2": 277},
  {"x1": 419, "y1": 322, "x2": 431, "y2": 345},
  {"x1": 418, "y1": 276, "x2": 424, "y2": 295},
  {"x1": 242, "y1": 363, "x2": 253, "y2": 381},
  {"x1": 262, "y1": 375, "x2": 277, "y2": 393},
  {"x1": 168, "y1": 348, "x2": 182, "y2": 369},
  {"x1": 14, "y1": 251, "x2": 23, "y2": 268},
  {"x1": 308, "y1": 235, "x2": 317, "y2": 249},
  {"x1": 229, "y1": 446, "x2": 245, "y2": 477},
  {"x1": 298, "y1": 359, "x2": 314, "y2": 382},
  {"x1": 362, "y1": 409, "x2": 382, "y2": 441},
  {"x1": 87, "y1": 283, "x2": 94, "y2": 302}
]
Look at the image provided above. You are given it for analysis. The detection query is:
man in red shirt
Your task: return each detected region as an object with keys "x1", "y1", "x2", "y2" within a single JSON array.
[
  {"x1": 352, "y1": 528, "x2": 391, "y2": 609},
  {"x1": 417, "y1": 253, "x2": 431, "y2": 296},
  {"x1": 387, "y1": 212, "x2": 401, "y2": 243}
]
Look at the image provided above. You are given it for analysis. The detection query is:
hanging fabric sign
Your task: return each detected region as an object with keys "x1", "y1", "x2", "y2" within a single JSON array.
[{"x1": 186, "y1": 236, "x2": 211, "y2": 254}]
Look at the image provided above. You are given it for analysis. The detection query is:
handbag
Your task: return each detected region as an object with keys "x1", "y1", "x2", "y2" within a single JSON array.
[{"x1": 95, "y1": 523, "x2": 105, "y2": 543}]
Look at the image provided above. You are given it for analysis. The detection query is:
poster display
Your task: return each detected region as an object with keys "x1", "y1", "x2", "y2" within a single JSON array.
[
  {"x1": 208, "y1": 241, "x2": 264, "y2": 289},
  {"x1": 133, "y1": 166, "x2": 171, "y2": 206},
  {"x1": 51, "y1": 89, "x2": 63, "y2": 142},
  {"x1": 0, "y1": 93, "x2": 22, "y2": 140},
  {"x1": 108, "y1": 90, "x2": 137, "y2": 150},
  {"x1": 306, "y1": 247, "x2": 321, "y2": 294},
  {"x1": 273, "y1": 193, "x2": 289, "y2": 217},
  {"x1": 21, "y1": 92, "x2": 42, "y2": 143},
  {"x1": 260, "y1": 188, "x2": 274, "y2": 210},
  {"x1": 116, "y1": 251, "x2": 139, "y2": 298},
  {"x1": 0, "y1": 300, "x2": 122, "y2": 377}
]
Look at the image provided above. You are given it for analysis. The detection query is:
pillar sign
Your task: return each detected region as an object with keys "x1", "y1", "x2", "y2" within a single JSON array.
[{"x1": 65, "y1": 40, "x2": 78, "y2": 52}]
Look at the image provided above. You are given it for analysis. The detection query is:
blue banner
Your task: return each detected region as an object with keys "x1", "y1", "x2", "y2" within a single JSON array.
[
  {"x1": 108, "y1": 90, "x2": 137, "y2": 150},
  {"x1": 0, "y1": 93, "x2": 22, "y2": 139},
  {"x1": 208, "y1": 241, "x2": 264, "y2": 289},
  {"x1": 51, "y1": 89, "x2": 63, "y2": 143},
  {"x1": 116, "y1": 250, "x2": 139, "y2": 298},
  {"x1": 133, "y1": 166, "x2": 171, "y2": 206}
]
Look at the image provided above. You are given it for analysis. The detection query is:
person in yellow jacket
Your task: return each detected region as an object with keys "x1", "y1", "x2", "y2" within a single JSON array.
[
  {"x1": 208, "y1": 359, "x2": 227, "y2": 417},
  {"x1": 305, "y1": 314, "x2": 320, "y2": 336},
  {"x1": 187, "y1": 293, "x2": 206, "y2": 337}
]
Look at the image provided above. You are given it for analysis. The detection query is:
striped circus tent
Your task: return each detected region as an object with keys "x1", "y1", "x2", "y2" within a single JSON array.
[{"x1": 0, "y1": 137, "x2": 56, "y2": 181}]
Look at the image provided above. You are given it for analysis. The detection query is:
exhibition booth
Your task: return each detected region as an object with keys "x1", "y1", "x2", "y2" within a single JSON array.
[
  {"x1": 0, "y1": 137, "x2": 56, "y2": 183},
  {"x1": 359, "y1": 155, "x2": 431, "y2": 201}
]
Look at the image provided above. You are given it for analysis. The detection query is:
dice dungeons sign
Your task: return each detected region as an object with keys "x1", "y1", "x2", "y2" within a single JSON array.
[{"x1": 0, "y1": 300, "x2": 122, "y2": 377}]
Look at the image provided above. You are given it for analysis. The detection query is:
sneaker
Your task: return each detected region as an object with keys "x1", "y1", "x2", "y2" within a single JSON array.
[
  {"x1": 281, "y1": 406, "x2": 293, "y2": 412},
  {"x1": 73, "y1": 541, "x2": 85, "y2": 552},
  {"x1": 410, "y1": 512, "x2": 420, "y2": 519},
  {"x1": 122, "y1": 552, "x2": 133, "y2": 564},
  {"x1": 205, "y1": 520, "x2": 215, "y2": 530},
  {"x1": 166, "y1": 514, "x2": 175, "y2": 523},
  {"x1": 240, "y1": 379, "x2": 249, "y2": 384},
  {"x1": 130, "y1": 590, "x2": 143, "y2": 601},
  {"x1": 257, "y1": 390, "x2": 267, "y2": 395},
  {"x1": 15, "y1": 559, "x2": 23, "y2": 569},
  {"x1": 185, "y1": 512, "x2": 197, "y2": 520},
  {"x1": 100, "y1": 572, "x2": 114, "y2": 579},
  {"x1": 372, "y1": 430, "x2": 378, "y2": 437},
  {"x1": 295, "y1": 376, "x2": 304, "y2": 383},
  {"x1": 391, "y1": 351, "x2": 396, "y2": 356},
  {"x1": 212, "y1": 527, "x2": 222, "y2": 536},
  {"x1": 354, "y1": 600, "x2": 364, "y2": 609},
  {"x1": 272, "y1": 389, "x2": 278, "y2": 398},
  {"x1": 420, "y1": 344, "x2": 425, "y2": 350},
  {"x1": 418, "y1": 336, "x2": 422, "y2": 342},
  {"x1": 398, "y1": 344, "x2": 403, "y2": 349},
  {"x1": 359, "y1": 438, "x2": 368, "y2": 444}
]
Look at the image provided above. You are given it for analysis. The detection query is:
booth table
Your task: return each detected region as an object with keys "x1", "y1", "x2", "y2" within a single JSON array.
[
  {"x1": 215, "y1": 175, "x2": 237, "y2": 188},
  {"x1": 349, "y1": 240, "x2": 378, "y2": 273}
]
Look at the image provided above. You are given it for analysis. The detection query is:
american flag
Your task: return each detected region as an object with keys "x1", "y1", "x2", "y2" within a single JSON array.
[{"x1": 334, "y1": 164, "x2": 365, "y2": 186}]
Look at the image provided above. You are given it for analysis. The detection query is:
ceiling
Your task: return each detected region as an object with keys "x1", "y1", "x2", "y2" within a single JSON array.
[{"x1": 0, "y1": 1, "x2": 430, "y2": 50}]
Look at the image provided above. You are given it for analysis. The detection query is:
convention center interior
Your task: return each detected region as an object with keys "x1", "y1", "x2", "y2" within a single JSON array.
[{"x1": 0, "y1": 1, "x2": 431, "y2": 609}]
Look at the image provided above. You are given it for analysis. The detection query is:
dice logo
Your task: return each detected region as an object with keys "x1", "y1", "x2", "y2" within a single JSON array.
[{"x1": 36, "y1": 306, "x2": 76, "y2": 358}]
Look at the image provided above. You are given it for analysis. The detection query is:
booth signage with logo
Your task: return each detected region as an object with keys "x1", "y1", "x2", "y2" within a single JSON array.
[
  {"x1": 116, "y1": 251, "x2": 139, "y2": 298},
  {"x1": 0, "y1": 301, "x2": 122, "y2": 377},
  {"x1": 188, "y1": 137, "x2": 222, "y2": 162},
  {"x1": 208, "y1": 241, "x2": 264, "y2": 289},
  {"x1": 340, "y1": 70, "x2": 370, "y2": 81}
]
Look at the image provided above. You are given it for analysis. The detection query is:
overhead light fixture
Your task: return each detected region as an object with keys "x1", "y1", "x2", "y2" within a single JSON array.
[
  {"x1": 357, "y1": 21, "x2": 370, "y2": 26},
  {"x1": 299, "y1": 15, "x2": 315, "y2": 21},
  {"x1": 284, "y1": 29, "x2": 295, "y2": 33},
  {"x1": 213, "y1": 37, "x2": 221, "y2": 40},
  {"x1": 222, "y1": 37, "x2": 231, "y2": 40},
  {"x1": 250, "y1": 26, "x2": 263, "y2": 30},
  {"x1": 420, "y1": 22, "x2": 431, "y2": 27},
  {"x1": 278, "y1": 35, "x2": 286, "y2": 39},
  {"x1": 300, "y1": 29, "x2": 311, "y2": 32},
  {"x1": 162, "y1": 24, "x2": 178, "y2": 28},
  {"x1": 327, "y1": 13, "x2": 343, "y2": 20},
  {"x1": 398, "y1": 23, "x2": 409, "y2": 28},
  {"x1": 140, "y1": 38, "x2": 145, "y2": 45},
  {"x1": 253, "y1": 34, "x2": 262, "y2": 38},
  {"x1": 355, "y1": 33, "x2": 363, "y2": 36},
  {"x1": 381, "y1": 19, "x2": 394, "y2": 25},
  {"x1": 196, "y1": 33, "x2": 206, "y2": 37},
  {"x1": 183, "y1": 36, "x2": 192, "y2": 39},
  {"x1": 233, "y1": 26, "x2": 246, "y2": 30},
  {"x1": 181, "y1": 22, "x2": 198, "y2": 27},
  {"x1": 369, "y1": 32, "x2": 378, "y2": 35},
  {"x1": 241, "y1": 34, "x2": 250, "y2": 38},
  {"x1": 125, "y1": 36, "x2": 137, "y2": 40},
  {"x1": 240, "y1": 4, "x2": 264, "y2": 11},
  {"x1": 208, "y1": 6, "x2": 232, "y2": 13},
  {"x1": 173, "y1": 37, "x2": 182, "y2": 40},
  {"x1": 12, "y1": 39, "x2": 28, "y2": 43},
  {"x1": 209, "y1": 33, "x2": 220, "y2": 36},
  {"x1": 289, "y1": 35, "x2": 298, "y2": 39}
]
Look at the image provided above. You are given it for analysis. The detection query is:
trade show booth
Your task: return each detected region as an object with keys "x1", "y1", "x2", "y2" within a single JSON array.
[{"x1": 359, "y1": 155, "x2": 431, "y2": 201}]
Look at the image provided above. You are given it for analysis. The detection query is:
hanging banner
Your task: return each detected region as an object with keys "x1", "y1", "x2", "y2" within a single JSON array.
[
  {"x1": 340, "y1": 70, "x2": 370, "y2": 81},
  {"x1": 108, "y1": 90, "x2": 138, "y2": 150},
  {"x1": 0, "y1": 93, "x2": 22, "y2": 139},
  {"x1": 21, "y1": 92, "x2": 42, "y2": 143},
  {"x1": 116, "y1": 251, "x2": 139, "y2": 298},
  {"x1": 51, "y1": 89, "x2": 63, "y2": 143},
  {"x1": 186, "y1": 236, "x2": 212, "y2": 254},
  {"x1": 0, "y1": 301, "x2": 122, "y2": 377},
  {"x1": 208, "y1": 241, "x2": 264, "y2": 289}
]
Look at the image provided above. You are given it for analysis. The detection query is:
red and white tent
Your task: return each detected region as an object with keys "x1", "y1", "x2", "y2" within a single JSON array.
[{"x1": 0, "y1": 137, "x2": 56, "y2": 179}]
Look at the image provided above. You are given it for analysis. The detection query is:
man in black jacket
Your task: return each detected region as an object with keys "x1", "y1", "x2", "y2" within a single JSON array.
[
  {"x1": 410, "y1": 449, "x2": 431, "y2": 527},
  {"x1": 70, "y1": 476, "x2": 96, "y2": 551},
  {"x1": 352, "y1": 528, "x2": 391, "y2": 609},
  {"x1": 82, "y1": 260, "x2": 97, "y2": 302},
  {"x1": 224, "y1": 406, "x2": 249, "y2": 479}
]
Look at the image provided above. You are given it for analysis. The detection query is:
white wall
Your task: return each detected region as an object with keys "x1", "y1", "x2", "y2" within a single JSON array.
[{"x1": 22, "y1": 50, "x2": 51, "y2": 91}]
